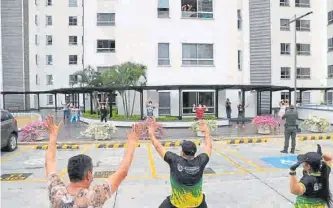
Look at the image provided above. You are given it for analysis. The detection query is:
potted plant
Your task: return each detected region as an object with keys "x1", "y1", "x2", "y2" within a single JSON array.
[
  {"x1": 81, "y1": 123, "x2": 117, "y2": 140},
  {"x1": 190, "y1": 120, "x2": 217, "y2": 137},
  {"x1": 20, "y1": 121, "x2": 47, "y2": 142},
  {"x1": 138, "y1": 119, "x2": 164, "y2": 140},
  {"x1": 251, "y1": 115, "x2": 279, "y2": 135},
  {"x1": 299, "y1": 116, "x2": 330, "y2": 133}
]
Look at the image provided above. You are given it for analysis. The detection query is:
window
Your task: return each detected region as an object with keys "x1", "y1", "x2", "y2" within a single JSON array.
[
  {"x1": 36, "y1": 74, "x2": 40, "y2": 85},
  {"x1": 238, "y1": 50, "x2": 242, "y2": 71},
  {"x1": 69, "y1": 75, "x2": 78, "y2": 85},
  {"x1": 46, "y1": 35, "x2": 52, "y2": 45},
  {"x1": 69, "y1": 55, "x2": 78, "y2": 65},
  {"x1": 280, "y1": 43, "x2": 290, "y2": 55},
  {"x1": 182, "y1": 43, "x2": 214, "y2": 66},
  {"x1": 46, "y1": 15, "x2": 52, "y2": 25},
  {"x1": 97, "y1": 66, "x2": 112, "y2": 72},
  {"x1": 46, "y1": 55, "x2": 53, "y2": 65},
  {"x1": 297, "y1": 92, "x2": 311, "y2": 104},
  {"x1": 295, "y1": 0, "x2": 310, "y2": 7},
  {"x1": 158, "y1": 43, "x2": 170, "y2": 66},
  {"x1": 97, "y1": 13, "x2": 115, "y2": 26},
  {"x1": 280, "y1": 19, "x2": 290, "y2": 31},
  {"x1": 327, "y1": 92, "x2": 333, "y2": 105},
  {"x1": 280, "y1": 67, "x2": 291, "y2": 79},
  {"x1": 35, "y1": 35, "x2": 39, "y2": 45},
  {"x1": 35, "y1": 54, "x2": 39, "y2": 65},
  {"x1": 296, "y1": 20, "x2": 310, "y2": 31},
  {"x1": 296, "y1": 43, "x2": 311, "y2": 55},
  {"x1": 328, "y1": 65, "x2": 333, "y2": 79},
  {"x1": 46, "y1": 0, "x2": 52, "y2": 6},
  {"x1": 281, "y1": 92, "x2": 290, "y2": 100},
  {"x1": 97, "y1": 40, "x2": 115, "y2": 52},
  {"x1": 181, "y1": 0, "x2": 213, "y2": 19},
  {"x1": 35, "y1": 15, "x2": 39, "y2": 25},
  {"x1": 158, "y1": 0, "x2": 169, "y2": 18},
  {"x1": 47, "y1": 95, "x2": 54, "y2": 105},
  {"x1": 328, "y1": 11, "x2": 333, "y2": 25},
  {"x1": 69, "y1": 16, "x2": 78, "y2": 26},
  {"x1": 158, "y1": 92, "x2": 171, "y2": 115},
  {"x1": 69, "y1": 0, "x2": 77, "y2": 7},
  {"x1": 182, "y1": 91, "x2": 215, "y2": 114},
  {"x1": 280, "y1": 0, "x2": 289, "y2": 6},
  {"x1": 46, "y1": 75, "x2": 53, "y2": 85},
  {"x1": 69, "y1": 36, "x2": 78, "y2": 45},
  {"x1": 237, "y1": 10, "x2": 242, "y2": 30},
  {"x1": 297, "y1": 67, "x2": 311, "y2": 79},
  {"x1": 35, "y1": 0, "x2": 39, "y2": 6},
  {"x1": 328, "y1": 38, "x2": 333, "y2": 52}
]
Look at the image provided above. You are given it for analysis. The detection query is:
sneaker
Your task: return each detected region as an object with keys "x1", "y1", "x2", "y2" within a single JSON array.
[
  {"x1": 280, "y1": 150, "x2": 288, "y2": 153},
  {"x1": 290, "y1": 150, "x2": 295, "y2": 154}
]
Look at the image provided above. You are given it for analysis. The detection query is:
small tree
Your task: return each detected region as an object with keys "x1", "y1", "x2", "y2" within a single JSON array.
[{"x1": 101, "y1": 62, "x2": 147, "y2": 117}]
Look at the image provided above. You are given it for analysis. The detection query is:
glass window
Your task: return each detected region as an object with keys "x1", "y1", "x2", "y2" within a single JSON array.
[
  {"x1": 46, "y1": 55, "x2": 53, "y2": 65},
  {"x1": 182, "y1": 91, "x2": 215, "y2": 114},
  {"x1": 280, "y1": 0, "x2": 289, "y2": 6},
  {"x1": 158, "y1": 43, "x2": 170, "y2": 66},
  {"x1": 296, "y1": 43, "x2": 311, "y2": 55},
  {"x1": 280, "y1": 19, "x2": 290, "y2": 31},
  {"x1": 46, "y1": 35, "x2": 52, "y2": 45},
  {"x1": 182, "y1": 43, "x2": 214, "y2": 66},
  {"x1": 281, "y1": 92, "x2": 289, "y2": 100},
  {"x1": 158, "y1": 92, "x2": 171, "y2": 115},
  {"x1": 237, "y1": 10, "x2": 242, "y2": 30},
  {"x1": 296, "y1": 67, "x2": 311, "y2": 79},
  {"x1": 97, "y1": 40, "x2": 115, "y2": 52},
  {"x1": 327, "y1": 92, "x2": 333, "y2": 105},
  {"x1": 328, "y1": 38, "x2": 333, "y2": 52},
  {"x1": 238, "y1": 50, "x2": 242, "y2": 71},
  {"x1": 158, "y1": 0, "x2": 169, "y2": 18},
  {"x1": 46, "y1": 0, "x2": 52, "y2": 6},
  {"x1": 97, "y1": 13, "x2": 115, "y2": 26},
  {"x1": 280, "y1": 43, "x2": 290, "y2": 55},
  {"x1": 280, "y1": 67, "x2": 291, "y2": 79},
  {"x1": 69, "y1": 0, "x2": 77, "y2": 7},
  {"x1": 69, "y1": 16, "x2": 78, "y2": 26},
  {"x1": 295, "y1": 0, "x2": 310, "y2": 7},
  {"x1": 35, "y1": 35, "x2": 39, "y2": 45},
  {"x1": 46, "y1": 16, "x2": 52, "y2": 25},
  {"x1": 69, "y1": 55, "x2": 78, "y2": 65},
  {"x1": 328, "y1": 11, "x2": 333, "y2": 25},
  {"x1": 46, "y1": 75, "x2": 53, "y2": 85},
  {"x1": 181, "y1": 0, "x2": 213, "y2": 19},
  {"x1": 69, "y1": 36, "x2": 78, "y2": 45},
  {"x1": 328, "y1": 65, "x2": 333, "y2": 79},
  {"x1": 296, "y1": 19, "x2": 310, "y2": 31},
  {"x1": 47, "y1": 95, "x2": 54, "y2": 105}
]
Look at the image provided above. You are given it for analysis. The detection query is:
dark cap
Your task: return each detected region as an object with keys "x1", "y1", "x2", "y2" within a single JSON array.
[
  {"x1": 181, "y1": 141, "x2": 197, "y2": 156},
  {"x1": 297, "y1": 152, "x2": 322, "y2": 166}
]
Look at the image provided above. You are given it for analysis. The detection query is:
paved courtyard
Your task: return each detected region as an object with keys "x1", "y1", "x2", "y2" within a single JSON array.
[{"x1": 1, "y1": 139, "x2": 333, "y2": 207}]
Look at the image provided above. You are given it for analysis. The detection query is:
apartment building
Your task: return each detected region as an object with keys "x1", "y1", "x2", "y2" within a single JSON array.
[{"x1": 328, "y1": 0, "x2": 333, "y2": 104}]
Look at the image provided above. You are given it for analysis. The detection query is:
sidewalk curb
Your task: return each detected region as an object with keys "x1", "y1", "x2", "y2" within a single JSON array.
[{"x1": 298, "y1": 135, "x2": 333, "y2": 141}]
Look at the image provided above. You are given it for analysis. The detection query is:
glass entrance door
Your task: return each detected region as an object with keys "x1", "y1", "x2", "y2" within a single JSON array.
[{"x1": 182, "y1": 91, "x2": 215, "y2": 115}]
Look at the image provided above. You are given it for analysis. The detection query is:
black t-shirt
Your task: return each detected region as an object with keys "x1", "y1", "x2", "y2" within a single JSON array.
[
  {"x1": 237, "y1": 104, "x2": 244, "y2": 112},
  {"x1": 164, "y1": 151, "x2": 210, "y2": 207},
  {"x1": 100, "y1": 108, "x2": 107, "y2": 116},
  {"x1": 226, "y1": 101, "x2": 231, "y2": 110}
]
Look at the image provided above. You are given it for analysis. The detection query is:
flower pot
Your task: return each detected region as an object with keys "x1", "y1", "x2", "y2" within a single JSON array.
[
  {"x1": 196, "y1": 131, "x2": 205, "y2": 137},
  {"x1": 310, "y1": 126, "x2": 322, "y2": 133},
  {"x1": 35, "y1": 136, "x2": 45, "y2": 141},
  {"x1": 257, "y1": 126, "x2": 271, "y2": 135}
]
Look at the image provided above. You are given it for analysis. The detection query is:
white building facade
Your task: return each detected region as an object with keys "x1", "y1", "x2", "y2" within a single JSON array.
[{"x1": 328, "y1": 0, "x2": 333, "y2": 104}]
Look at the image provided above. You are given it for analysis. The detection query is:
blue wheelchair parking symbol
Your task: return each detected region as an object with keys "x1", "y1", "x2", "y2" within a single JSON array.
[{"x1": 261, "y1": 155, "x2": 298, "y2": 169}]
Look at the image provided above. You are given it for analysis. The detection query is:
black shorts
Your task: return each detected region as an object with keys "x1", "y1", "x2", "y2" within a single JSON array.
[{"x1": 159, "y1": 194, "x2": 207, "y2": 208}]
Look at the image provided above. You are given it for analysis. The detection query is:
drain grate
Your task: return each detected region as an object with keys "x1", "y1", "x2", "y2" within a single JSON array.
[
  {"x1": 94, "y1": 171, "x2": 115, "y2": 178},
  {"x1": 1, "y1": 173, "x2": 32, "y2": 181},
  {"x1": 204, "y1": 168, "x2": 215, "y2": 174}
]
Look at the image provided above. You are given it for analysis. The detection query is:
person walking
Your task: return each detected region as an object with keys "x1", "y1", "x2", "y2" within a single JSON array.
[
  {"x1": 289, "y1": 144, "x2": 332, "y2": 207},
  {"x1": 281, "y1": 105, "x2": 298, "y2": 154},
  {"x1": 100, "y1": 104, "x2": 108, "y2": 123},
  {"x1": 148, "y1": 118, "x2": 212, "y2": 208},
  {"x1": 225, "y1": 98, "x2": 231, "y2": 120}
]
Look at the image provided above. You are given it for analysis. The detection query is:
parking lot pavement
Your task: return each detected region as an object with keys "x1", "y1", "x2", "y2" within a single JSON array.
[{"x1": 1, "y1": 139, "x2": 333, "y2": 207}]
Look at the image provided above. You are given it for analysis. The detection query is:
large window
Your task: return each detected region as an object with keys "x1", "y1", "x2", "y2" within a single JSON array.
[
  {"x1": 69, "y1": 16, "x2": 78, "y2": 26},
  {"x1": 238, "y1": 50, "x2": 242, "y2": 71},
  {"x1": 328, "y1": 38, "x2": 333, "y2": 52},
  {"x1": 46, "y1": 0, "x2": 52, "y2": 6},
  {"x1": 47, "y1": 95, "x2": 54, "y2": 105},
  {"x1": 296, "y1": 19, "x2": 310, "y2": 31},
  {"x1": 158, "y1": 43, "x2": 170, "y2": 66},
  {"x1": 97, "y1": 13, "x2": 115, "y2": 26},
  {"x1": 46, "y1": 35, "x2": 52, "y2": 45},
  {"x1": 328, "y1": 11, "x2": 333, "y2": 25},
  {"x1": 46, "y1": 16, "x2": 52, "y2": 25},
  {"x1": 281, "y1": 92, "x2": 290, "y2": 101},
  {"x1": 280, "y1": 18, "x2": 290, "y2": 31},
  {"x1": 36, "y1": 74, "x2": 40, "y2": 85},
  {"x1": 280, "y1": 43, "x2": 291, "y2": 55},
  {"x1": 280, "y1": 67, "x2": 291, "y2": 79},
  {"x1": 69, "y1": 75, "x2": 78, "y2": 85},
  {"x1": 296, "y1": 43, "x2": 311, "y2": 55},
  {"x1": 35, "y1": 54, "x2": 39, "y2": 65},
  {"x1": 181, "y1": 0, "x2": 213, "y2": 19},
  {"x1": 327, "y1": 92, "x2": 333, "y2": 105},
  {"x1": 158, "y1": 0, "x2": 169, "y2": 18},
  {"x1": 295, "y1": 0, "x2": 310, "y2": 7},
  {"x1": 69, "y1": 36, "x2": 77, "y2": 45},
  {"x1": 280, "y1": 0, "x2": 289, "y2": 6},
  {"x1": 297, "y1": 67, "x2": 311, "y2": 79},
  {"x1": 182, "y1": 91, "x2": 214, "y2": 114},
  {"x1": 158, "y1": 92, "x2": 171, "y2": 115},
  {"x1": 182, "y1": 43, "x2": 213, "y2": 66},
  {"x1": 237, "y1": 10, "x2": 242, "y2": 30},
  {"x1": 328, "y1": 65, "x2": 333, "y2": 79},
  {"x1": 46, "y1": 75, "x2": 53, "y2": 85},
  {"x1": 46, "y1": 55, "x2": 53, "y2": 65},
  {"x1": 69, "y1": 0, "x2": 77, "y2": 7},
  {"x1": 97, "y1": 40, "x2": 115, "y2": 52},
  {"x1": 69, "y1": 55, "x2": 78, "y2": 65}
]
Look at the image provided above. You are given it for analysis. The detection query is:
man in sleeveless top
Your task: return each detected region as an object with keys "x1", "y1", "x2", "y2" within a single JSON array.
[{"x1": 44, "y1": 116, "x2": 140, "y2": 207}]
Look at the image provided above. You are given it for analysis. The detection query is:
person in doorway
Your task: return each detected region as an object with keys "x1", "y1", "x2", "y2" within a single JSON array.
[
  {"x1": 100, "y1": 104, "x2": 108, "y2": 123},
  {"x1": 44, "y1": 115, "x2": 140, "y2": 207},
  {"x1": 235, "y1": 102, "x2": 248, "y2": 129},
  {"x1": 281, "y1": 105, "x2": 298, "y2": 154},
  {"x1": 63, "y1": 103, "x2": 70, "y2": 121},
  {"x1": 148, "y1": 118, "x2": 212, "y2": 208},
  {"x1": 278, "y1": 100, "x2": 287, "y2": 121},
  {"x1": 193, "y1": 104, "x2": 208, "y2": 120},
  {"x1": 289, "y1": 144, "x2": 332, "y2": 207},
  {"x1": 225, "y1": 98, "x2": 232, "y2": 120},
  {"x1": 146, "y1": 100, "x2": 158, "y2": 119}
]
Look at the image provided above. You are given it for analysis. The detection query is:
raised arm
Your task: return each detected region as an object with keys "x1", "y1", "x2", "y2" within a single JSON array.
[
  {"x1": 199, "y1": 121, "x2": 212, "y2": 156},
  {"x1": 45, "y1": 116, "x2": 62, "y2": 176},
  {"x1": 192, "y1": 104, "x2": 196, "y2": 112},
  {"x1": 148, "y1": 118, "x2": 166, "y2": 158},
  {"x1": 108, "y1": 124, "x2": 139, "y2": 194}
]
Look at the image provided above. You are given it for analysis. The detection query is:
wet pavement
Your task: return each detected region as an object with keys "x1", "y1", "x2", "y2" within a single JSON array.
[{"x1": 1, "y1": 139, "x2": 333, "y2": 207}]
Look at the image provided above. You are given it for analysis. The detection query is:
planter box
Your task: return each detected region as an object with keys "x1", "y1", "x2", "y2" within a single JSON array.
[
  {"x1": 257, "y1": 126, "x2": 271, "y2": 135},
  {"x1": 310, "y1": 126, "x2": 323, "y2": 133}
]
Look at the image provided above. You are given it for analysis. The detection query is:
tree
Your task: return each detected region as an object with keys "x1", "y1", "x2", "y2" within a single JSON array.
[{"x1": 101, "y1": 62, "x2": 147, "y2": 117}]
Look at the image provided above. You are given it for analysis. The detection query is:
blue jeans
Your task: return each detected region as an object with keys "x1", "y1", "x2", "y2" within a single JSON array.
[
  {"x1": 64, "y1": 110, "x2": 69, "y2": 120},
  {"x1": 226, "y1": 109, "x2": 231, "y2": 119}
]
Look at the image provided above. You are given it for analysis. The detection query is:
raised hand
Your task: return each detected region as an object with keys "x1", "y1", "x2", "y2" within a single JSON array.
[
  {"x1": 127, "y1": 124, "x2": 141, "y2": 145},
  {"x1": 148, "y1": 117, "x2": 157, "y2": 136},
  {"x1": 317, "y1": 144, "x2": 322, "y2": 156},
  {"x1": 199, "y1": 121, "x2": 209, "y2": 133},
  {"x1": 290, "y1": 161, "x2": 302, "y2": 171},
  {"x1": 45, "y1": 115, "x2": 62, "y2": 138}
]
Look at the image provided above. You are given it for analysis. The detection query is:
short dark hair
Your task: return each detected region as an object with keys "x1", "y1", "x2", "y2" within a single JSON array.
[
  {"x1": 67, "y1": 154, "x2": 93, "y2": 183},
  {"x1": 148, "y1": 101, "x2": 152, "y2": 104}
]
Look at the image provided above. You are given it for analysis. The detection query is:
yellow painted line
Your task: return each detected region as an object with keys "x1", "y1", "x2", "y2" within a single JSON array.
[
  {"x1": 215, "y1": 143, "x2": 264, "y2": 172},
  {"x1": 58, "y1": 144, "x2": 92, "y2": 179},
  {"x1": 62, "y1": 144, "x2": 68, "y2": 149},
  {"x1": 113, "y1": 143, "x2": 120, "y2": 148},
  {"x1": 165, "y1": 142, "x2": 171, "y2": 147},
  {"x1": 1, "y1": 146, "x2": 35, "y2": 163},
  {"x1": 175, "y1": 141, "x2": 181, "y2": 146},
  {"x1": 213, "y1": 148, "x2": 247, "y2": 173},
  {"x1": 146, "y1": 144, "x2": 157, "y2": 178}
]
